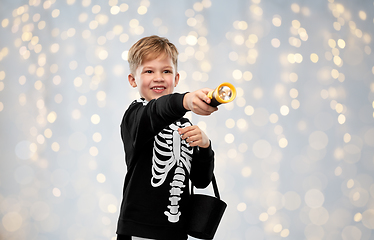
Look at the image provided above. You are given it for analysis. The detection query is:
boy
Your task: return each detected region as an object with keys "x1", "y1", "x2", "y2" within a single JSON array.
[{"x1": 116, "y1": 35, "x2": 218, "y2": 240}]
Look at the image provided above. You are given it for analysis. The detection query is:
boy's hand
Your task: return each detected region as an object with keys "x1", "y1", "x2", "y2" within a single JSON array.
[
  {"x1": 183, "y1": 88, "x2": 218, "y2": 116},
  {"x1": 179, "y1": 126, "x2": 210, "y2": 148}
]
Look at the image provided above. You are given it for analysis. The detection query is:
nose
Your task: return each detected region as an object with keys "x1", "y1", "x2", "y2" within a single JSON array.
[{"x1": 153, "y1": 72, "x2": 164, "y2": 81}]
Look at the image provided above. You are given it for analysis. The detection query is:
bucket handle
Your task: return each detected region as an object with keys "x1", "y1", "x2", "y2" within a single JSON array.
[{"x1": 190, "y1": 174, "x2": 221, "y2": 200}]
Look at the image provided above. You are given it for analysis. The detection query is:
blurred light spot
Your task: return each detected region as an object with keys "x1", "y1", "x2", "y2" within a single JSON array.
[
  {"x1": 328, "y1": 39, "x2": 336, "y2": 48},
  {"x1": 271, "y1": 38, "x2": 280, "y2": 48},
  {"x1": 310, "y1": 53, "x2": 319, "y2": 63},
  {"x1": 36, "y1": 134, "x2": 45, "y2": 144},
  {"x1": 99, "y1": 194, "x2": 118, "y2": 213},
  {"x1": 234, "y1": 35, "x2": 244, "y2": 45},
  {"x1": 232, "y1": 69, "x2": 242, "y2": 80},
  {"x1": 342, "y1": 226, "x2": 362, "y2": 240},
  {"x1": 354, "y1": 212, "x2": 362, "y2": 222},
  {"x1": 309, "y1": 207, "x2": 329, "y2": 225},
  {"x1": 334, "y1": 166, "x2": 342, "y2": 176},
  {"x1": 122, "y1": 50, "x2": 128, "y2": 61},
  {"x1": 226, "y1": 118, "x2": 235, "y2": 128},
  {"x1": 237, "y1": 202, "x2": 247, "y2": 212},
  {"x1": 108, "y1": 204, "x2": 117, "y2": 213},
  {"x1": 238, "y1": 143, "x2": 248, "y2": 153},
  {"x1": 50, "y1": 43, "x2": 59, "y2": 53},
  {"x1": 89, "y1": 160, "x2": 97, "y2": 170},
  {"x1": 51, "y1": 9, "x2": 60, "y2": 18},
  {"x1": 292, "y1": 20, "x2": 301, "y2": 29},
  {"x1": 305, "y1": 189, "x2": 325, "y2": 208},
  {"x1": 2, "y1": 212, "x2": 23, "y2": 232},
  {"x1": 236, "y1": 97, "x2": 246, "y2": 107},
  {"x1": 289, "y1": 72, "x2": 298, "y2": 82},
  {"x1": 272, "y1": 15, "x2": 281, "y2": 27},
  {"x1": 111, "y1": 6, "x2": 120, "y2": 15},
  {"x1": 89, "y1": 146, "x2": 99, "y2": 156},
  {"x1": 333, "y1": 147, "x2": 344, "y2": 160},
  {"x1": 229, "y1": 51, "x2": 238, "y2": 61},
  {"x1": 290, "y1": 88, "x2": 298, "y2": 98},
  {"x1": 338, "y1": 114, "x2": 346, "y2": 124},
  {"x1": 337, "y1": 39, "x2": 346, "y2": 48},
  {"x1": 291, "y1": 3, "x2": 300, "y2": 13},
  {"x1": 291, "y1": 99, "x2": 300, "y2": 109},
  {"x1": 270, "y1": 172, "x2": 279, "y2": 181},
  {"x1": 309, "y1": 131, "x2": 328, "y2": 150},
  {"x1": 252, "y1": 87, "x2": 263, "y2": 99},
  {"x1": 358, "y1": 10, "x2": 367, "y2": 20},
  {"x1": 243, "y1": 71, "x2": 253, "y2": 81},
  {"x1": 52, "y1": 188, "x2": 61, "y2": 197},
  {"x1": 34, "y1": 80, "x2": 43, "y2": 90},
  {"x1": 279, "y1": 138, "x2": 288, "y2": 148},
  {"x1": 280, "y1": 105, "x2": 289, "y2": 116},
  {"x1": 2, "y1": 19, "x2": 9, "y2": 28},
  {"x1": 47, "y1": 111, "x2": 57, "y2": 123},
  {"x1": 225, "y1": 133, "x2": 235, "y2": 144},
  {"x1": 259, "y1": 212, "x2": 268, "y2": 221},
  {"x1": 350, "y1": 188, "x2": 369, "y2": 207},
  {"x1": 93, "y1": 132, "x2": 102, "y2": 142},
  {"x1": 97, "y1": 173, "x2": 106, "y2": 183},
  {"x1": 237, "y1": 118, "x2": 247, "y2": 130},
  {"x1": 242, "y1": 167, "x2": 252, "y2": 177},
  {"x1": 245, "y1": 105, "x2": 254, "y2": 116},
  {"x1": 44, "y1": 129, "x2": 52, "y2": 138},
  {"x1": 69, "y1": 61, "x2": 78, "y2": 70},
  {"x1": 280, "y1": 229, "x2": 290, "y2": 237},
  {"x1": 120, "y1": 3, "x2": 129, "y2": 12},
  {"x1": 51, "y1": 142, "x2": 60, "y2": 152},
  {"x1": 362, "y1": 209, "x2": 374, "y2": 229},
  {"x1": 269, "y1": 114, "x2": 279, "y2": 123},
  {"x1": 252, "y1": 139, "x2": 271, "y2": 159},
  {"x1": 91, "y1": 114, "x2": 100, "y2": 124},
  {"x1": 273, "y1": 224, "x2": 282, "y2": 233},
  {"x1": 186, "y1": 35, "x2": 198, "y2": 46}
]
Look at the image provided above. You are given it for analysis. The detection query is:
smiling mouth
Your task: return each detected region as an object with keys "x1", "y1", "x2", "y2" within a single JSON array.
[
  {"x1": 151, "y1": 87, "x2": 166, "y2": 93},
  {"x1": 151, "y1": 87, "x2": 166, "y2": 90}
]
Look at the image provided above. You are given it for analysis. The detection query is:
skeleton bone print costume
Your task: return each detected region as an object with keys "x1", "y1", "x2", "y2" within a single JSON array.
[{"x1": 117, "y1": 93, "x2": 214, "y2": 240}]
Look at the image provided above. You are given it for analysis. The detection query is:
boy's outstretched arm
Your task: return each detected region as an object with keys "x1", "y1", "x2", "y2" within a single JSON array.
[{"x1": 183, "y1": 88, "x2": 218, "y2": 116}]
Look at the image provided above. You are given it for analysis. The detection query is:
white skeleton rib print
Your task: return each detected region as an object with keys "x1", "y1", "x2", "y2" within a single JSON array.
[{"x1": 151, "y1": 121, "x2": 193, "y2": 223}]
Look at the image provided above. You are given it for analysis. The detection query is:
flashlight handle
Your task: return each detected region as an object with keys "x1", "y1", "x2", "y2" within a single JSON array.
[{"x1": 207, "y1": 91, "x2": 222, "y2": 107}]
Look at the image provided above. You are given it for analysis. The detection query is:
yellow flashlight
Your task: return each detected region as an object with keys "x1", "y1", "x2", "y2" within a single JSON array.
[{"x1": 207, "y1": 82, "x2": 237, "y2": 107}]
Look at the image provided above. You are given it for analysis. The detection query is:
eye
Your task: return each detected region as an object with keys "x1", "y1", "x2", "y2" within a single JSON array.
[
  {"x1": 164, "y1": 70, "x2": 172, "y2": 74},
  {"x1": 145, "y1": 70, "x2": 153, "y2": 74}
]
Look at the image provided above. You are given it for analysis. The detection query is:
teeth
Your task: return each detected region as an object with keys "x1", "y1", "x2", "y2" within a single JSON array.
[{"x1": 153, "y1": 87, "x2": 165, "y2": 90}]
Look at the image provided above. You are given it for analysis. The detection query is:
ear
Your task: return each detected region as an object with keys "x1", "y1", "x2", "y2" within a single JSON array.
[
  {"x1": 174, "y1": 72, "x2": 180, "y2": 87},
  {"x1": 128, "y1": 74, "x2": 137, "y2": 88}
]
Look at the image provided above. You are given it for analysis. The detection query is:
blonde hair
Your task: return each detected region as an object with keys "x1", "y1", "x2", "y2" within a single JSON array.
[{"x1": 128, "y1": 35, "x2": 179, "y2": 74}]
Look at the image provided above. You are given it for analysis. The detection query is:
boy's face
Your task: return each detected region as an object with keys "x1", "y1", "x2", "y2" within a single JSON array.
[{"x1": 128, "y1": 54, "x2": 179, "y2": 102}]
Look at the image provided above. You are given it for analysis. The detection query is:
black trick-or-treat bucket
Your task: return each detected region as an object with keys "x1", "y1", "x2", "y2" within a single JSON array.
[{"x1": 187, "y1": 175, "x2": 227, "y2": 239}]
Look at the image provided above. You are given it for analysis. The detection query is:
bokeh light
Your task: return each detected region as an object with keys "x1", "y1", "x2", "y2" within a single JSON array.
[{"x1": 1, "y1": 1, "x2": 374, "y2": 240}]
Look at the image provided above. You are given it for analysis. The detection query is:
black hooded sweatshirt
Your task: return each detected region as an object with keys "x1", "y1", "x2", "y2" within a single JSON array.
[{"x1": 116, "y1": 93, "x2": 215, "y2": 240}]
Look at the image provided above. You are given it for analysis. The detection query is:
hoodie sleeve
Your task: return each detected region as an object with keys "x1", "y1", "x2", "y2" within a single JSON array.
[
  {"x1": 121, "y1": 93, "x2": 188, "y2": 151},
  {"x1": 189, "y1": 142, "x2": 215, "y2": 189}
]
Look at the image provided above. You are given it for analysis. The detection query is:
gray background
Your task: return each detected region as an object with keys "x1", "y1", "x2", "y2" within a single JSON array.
[{"x1": 0, "y1": 0, "x2": 373, "y2": 239}]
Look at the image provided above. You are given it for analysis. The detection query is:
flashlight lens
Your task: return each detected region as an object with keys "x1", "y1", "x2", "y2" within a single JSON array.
[{"x1": 218, "y1": 86, "x2": 232, "y2": 100}]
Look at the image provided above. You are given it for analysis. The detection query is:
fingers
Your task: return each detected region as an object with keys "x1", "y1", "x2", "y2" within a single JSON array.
[
  {"x1": 183, "y1": 89, "x2": 218, "y2": 116},
  {"x1": 178, "y1": 126, "x2": 210, "y2": 148},
  {"x1": 191, "y1": 96, "x2": 217, "y2": 115}
]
